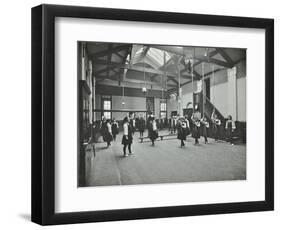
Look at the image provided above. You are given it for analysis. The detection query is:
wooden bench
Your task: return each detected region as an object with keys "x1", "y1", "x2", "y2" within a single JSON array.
[{"x1": 139, "y1": 134, "x2": 177, "y2": 143}]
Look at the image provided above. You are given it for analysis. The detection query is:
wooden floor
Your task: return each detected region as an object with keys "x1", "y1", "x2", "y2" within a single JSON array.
[{"x1": 84, "y1": 129, "x2": 246, "y2": 187}]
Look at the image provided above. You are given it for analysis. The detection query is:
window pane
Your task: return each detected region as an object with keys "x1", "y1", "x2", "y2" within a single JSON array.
[
  {"x1": 104, "y1": 112, "x2": 111, "y2": 119},
  {"x1": 160, "y1": 112, "x2": 166, "y2": 118},
  {"x1": 160, "y1": 102, "x2": 167, "y2": 111},
  {"x1": 103, "y1": 100, "x2": 111, "y2": 110}
]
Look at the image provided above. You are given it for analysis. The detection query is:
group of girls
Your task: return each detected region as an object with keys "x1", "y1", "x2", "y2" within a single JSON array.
[
  {"x1": 100, "y1": 114, "x2": 135, "y2": 157},
  {"x1": 100, "y1": 117, "x2": 119, "y2": 147},
  {"x1": 176, "y1": 105, "x2": 236, "y2": 147},
  {"x1": 189, "y1": 106, "x2": 236, "y2": 146},
  {"x1": 100, "y1": 106, "x2": 236, "y2": 157}
]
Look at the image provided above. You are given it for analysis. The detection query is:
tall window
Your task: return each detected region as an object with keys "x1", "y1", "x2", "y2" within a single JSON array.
[
  {"x1": 160, "y1": 100, "x2": 167, "y2": 118},
  {"x1": 102, "y1": 96, "x2": 112, "y2": 119}
]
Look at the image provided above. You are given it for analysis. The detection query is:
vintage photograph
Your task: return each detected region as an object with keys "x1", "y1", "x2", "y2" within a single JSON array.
[{"x1": 78, "y1": 42, "x2": 246, "y2": 187}]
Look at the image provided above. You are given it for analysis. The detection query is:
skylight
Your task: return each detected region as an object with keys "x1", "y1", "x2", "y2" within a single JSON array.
[{"x1": 147, "y1": 48, "x2": 171, "y2": 67}]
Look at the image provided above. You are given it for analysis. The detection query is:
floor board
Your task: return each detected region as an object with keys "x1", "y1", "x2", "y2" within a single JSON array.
[{"x1": 84, "y1": 129, "x2": 246, "y2": 187}]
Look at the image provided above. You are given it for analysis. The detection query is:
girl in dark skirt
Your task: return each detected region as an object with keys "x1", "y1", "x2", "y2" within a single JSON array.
[
  {"x1": 138, "y1": 115, "x2": 145, "y2": 138},
  {"x1": 103, "y1": 119, "x2": 113, "y2": 147},
  {"x1": 177, "y1": 117, "x2": 189, "y2": 147},
  {"x1": 148, "y1": 116, "x2": 158, "y2": 146},
  {"x1": 129, "y1": 116, "x2": 136, "y2": 135},
  {"x1": 191, "y1": 105, "x2": 201, "y2": 145},
  {"x1": 100, "y1": 116, "x2": 107, "y2": 140},
  {"x1": 211, "y1": 110, "x2": 221, "y2": 142},
  {"x1": 111, "y1": 118, "x2": 119, "y2": 141},
  {"x1": 122, "y1": 117, "x2": 133, "y2": 157},
  {"x1": 201, "y1": 117, "x2": 209, "y2": 144},
  {"x1": 225, "y1": 115, "x2": 236, "y2": 145}
]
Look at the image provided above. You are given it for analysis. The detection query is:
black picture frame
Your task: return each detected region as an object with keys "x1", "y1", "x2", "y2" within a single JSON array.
[{"x1": 31, "y1": 4, "x2": 274, "y2": 225}]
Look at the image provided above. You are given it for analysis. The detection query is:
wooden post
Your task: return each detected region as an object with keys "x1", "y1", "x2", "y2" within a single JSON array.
[{"x1": 202, "y1": 62, "x2": 205, "y2": 117}]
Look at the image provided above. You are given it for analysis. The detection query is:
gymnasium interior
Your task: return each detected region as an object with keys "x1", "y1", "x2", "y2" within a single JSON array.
[{"x1": 78, "y1": 42, "x2": 246, "y2": 187}]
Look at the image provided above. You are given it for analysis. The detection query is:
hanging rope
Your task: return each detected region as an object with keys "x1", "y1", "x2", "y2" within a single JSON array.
[
  {"x1": 143, "y1": 45, "x2": 147, "y2": 96},
  {"x1": 202, "y1": 61, "x2": 205, "y2": 117},
  {"x1": 192, "y1": 48, "x2": 195, "y2": 113},
  {"x1": 121, "y1": 68, "x2": 126, "y2": 108},
  {"x1": 212, "y1": 64, "x2": 215, "y2": 111},
  {"x1": 162, "y1": 50, "x2": 166, "y2": 100}
]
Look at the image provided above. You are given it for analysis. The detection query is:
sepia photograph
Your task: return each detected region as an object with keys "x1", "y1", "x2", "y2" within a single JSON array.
[{"x1": 78, "y1": 42, "x2": 246, "y2": 187}]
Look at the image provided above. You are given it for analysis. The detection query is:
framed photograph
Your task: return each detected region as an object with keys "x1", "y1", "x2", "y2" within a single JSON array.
[{"x1": 31, "y1": 4, "x2": 274, "y2": 225}]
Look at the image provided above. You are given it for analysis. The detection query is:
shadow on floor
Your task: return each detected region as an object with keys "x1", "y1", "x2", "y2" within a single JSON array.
[{"x1": 18, "y1": 213, "x2": 31, "y2": 222}]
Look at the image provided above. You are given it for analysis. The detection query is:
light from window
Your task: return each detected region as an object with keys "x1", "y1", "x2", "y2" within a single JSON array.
[
  {"x1": 104, "y1": 112, "x2": 111, "y2": 119},
  {"x1": 160, "y1": 112, "x2": 167, "y2": 119},
  {"x1": 103, "y1": 100, "x2": 111, "y2": 110},
  {"x1": 160, "y1": 102, "x2": 167, "y2": 111},
  {"x1": 103, "y1": 100, "x2": 111, "y2": 119}
]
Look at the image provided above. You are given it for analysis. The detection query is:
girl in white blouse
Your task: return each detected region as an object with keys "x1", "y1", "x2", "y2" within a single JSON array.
[{"x1": 121, "y1": 117, "x2": 133, "y2": 157}]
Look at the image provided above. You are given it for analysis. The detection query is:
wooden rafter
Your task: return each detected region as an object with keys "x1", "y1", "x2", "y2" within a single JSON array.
[
  {"x1": 89, "y1": 45, "x2": 128, "y2": 59},
  {"x1": 193, "y1": 49, "x2": 219, "y2": 68},
  {"x1": 151, "y1": 46, "x2": 232, "y2": 68},
  {"x1": 216, "y1": 48, "x2": 234, "y2": 66},
  {"x1": 95, "y1": 65, "x2": 118, "y2": 75},
  {"x1": 93, "y1": 59, "x2": 194, "y2": 79},
  {"x1": 113, "y1": 51, "x2": 124, "y2": 60},
  {"x1": 120, "y1": 46, "x2": 131, "y2": 78},
  {"x1": 150, "y1": 56, "x2": 174, "y2": 81},
  {"x1": 107, "y1": 44, "x2": 112, "y2": 79}
]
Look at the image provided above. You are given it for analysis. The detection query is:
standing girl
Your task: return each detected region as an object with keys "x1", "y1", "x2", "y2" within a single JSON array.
[
  {"x1": 191, "y1": 105, "x2": 202, "y2": 145},
  {"x1": 138, "y1": 115, "x2": 145, "y2": 138},
  {"x1": 177, "y1": 117, "x2": 189, "y2": 147},
  {"x1": 122, "y1": 117, "x2": 133, "y2": 157},
  {"x1": 211, "y1": 109, "x2": 221, "y2": 142},
  {"x1": 111, "y1": 118, "x2": 119, "y2": 141},
  {"x1": 148, "y1": 116, "x2": 158, "y2": 146},
  {"x1": 225, "y1": 115, "x2": 236, "y2": 145},
  {"x1": 201, "y1": 117, "x2": 210, "y2": 144},
  {"x1": 104, "y1": 119, "x2": 113, "y2": 147}
]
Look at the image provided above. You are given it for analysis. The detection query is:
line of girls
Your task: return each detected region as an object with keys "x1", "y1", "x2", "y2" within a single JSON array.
[
  {"x1": 190, "y1": 105, "x2": 236, "y2": 145},
  {"x1": 100, "y1": 115, "x2": 136, "y2": 157},
  {"x1": 123, "y1": 114, "x2": 162, "y2": 147},
  {"x1": 100, "y1": 116, "x2": 119, "y2": 147},
  {"x1": 121, "y1": 114, "x2": 163, "y2": 156}
]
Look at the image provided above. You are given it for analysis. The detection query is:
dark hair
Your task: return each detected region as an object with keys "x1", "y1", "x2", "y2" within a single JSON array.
[
  {"x1": 228, "y1": 115, "x2": 232, "y2": 120},
  {"x1": 123, "y1": 116, "x2": 128, "y2": 123}
]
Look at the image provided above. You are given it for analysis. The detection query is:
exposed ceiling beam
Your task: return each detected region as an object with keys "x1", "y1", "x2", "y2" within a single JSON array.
[
  {"x1": 150, "y1": 45, "x2": 184, "y2": 56},
  {"x1": 142, "y1": 46, "x2": 150, "y2": 57},
  {"x1": 113, "y1": 51, "x2": 124, "y2": 59},
  {"x1": 151, "y1": 46, "x2": 231, "y2": 68},
  {"x1": 95, "y1": 74, "x2": 176, "y2": 87},
  {"x1": 150, "y1": 55, "x2": 175, "y2": 80},
  {"x1": 89, "y1": 45, "x2": 129, "y2": 59},
  {"x1": 93, "y1": 59, "x2": 193, "y2": 79},
  {"x1": 180, "y1": 80, "x2": 192, "y2": 87},
  {"x1": 117, "y1": 45, "x2": 131, "y2": 82},
  {"x1": 216, "y1": 48, "x2": 234, "y2": 66},
  {"x1": 203, "y1": 68, "x2": 225, "y2": 79},
  {"x1": 167, "y1": 78, "x2": 179, "y2": 85},
  {"x1": 107, "y1": 44, "x2": 112, "y2": 79},
  {"x1": 95, "y1": 66, "x2": 118, "y2": 75},
  {"x1": 198, "y1": 56, "x2": 233, "y2": 68},
  {"x1": 193, "y1": 49, "x2": 219, "y2": 67}
]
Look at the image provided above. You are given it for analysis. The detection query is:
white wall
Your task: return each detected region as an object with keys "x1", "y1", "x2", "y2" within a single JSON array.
[
  {"x1": 167, "y1": 98, "x2": 178, "y2": 116},
  {"x1": 179, "y1": 60, "x2": 246, "y2": 121},
  {"x1": 1, "y1": 1, "x2": 279, "y2": 230},
  {"x1": 211, "y1": 81, "x2": 229, "y2": 115},
  {"x1": 181, "y1": 81, "x2": 197, "y2": 110},
  {"x1": 95, "y1": 95, "x2": 163, "y2": 120},
  {"x1": 237, "y1": 77, "x2": 247, "y2": 121}
]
